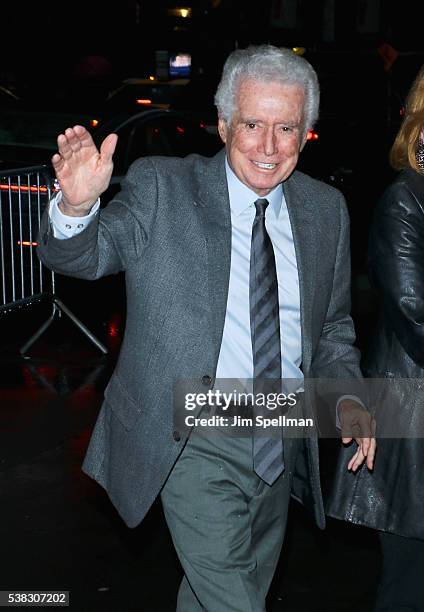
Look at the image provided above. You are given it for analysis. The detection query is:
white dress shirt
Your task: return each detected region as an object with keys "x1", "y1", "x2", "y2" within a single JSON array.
[
  {"x1": 49, "y1": 196, "x2": 99, "y2": 239},
  {"x1": 215, "y1": 160, "x2": 302, "y2": 383}
]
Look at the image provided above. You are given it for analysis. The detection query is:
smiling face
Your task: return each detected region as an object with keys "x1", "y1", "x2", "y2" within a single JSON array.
[{"x1": 218, "y1": 78, "x2": 308, "y2": 196}]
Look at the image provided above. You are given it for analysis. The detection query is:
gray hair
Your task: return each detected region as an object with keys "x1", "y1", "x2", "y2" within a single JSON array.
[{"x1": 215, "y1": 45, "x2": 320, "y2": 132}]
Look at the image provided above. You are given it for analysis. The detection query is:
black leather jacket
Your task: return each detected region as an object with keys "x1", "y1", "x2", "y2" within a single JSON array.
[
  {"x1": 325, "y1": 168, "x2": 424, "y2": 539},
  {"x1": 365, "y1": 167, "x2": 424, "y2": 377}
]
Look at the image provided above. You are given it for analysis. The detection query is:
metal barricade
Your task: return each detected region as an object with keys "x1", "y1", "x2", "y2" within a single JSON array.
[{"x1": 0, "y1": 165, "x2": 107, "y2": 355}]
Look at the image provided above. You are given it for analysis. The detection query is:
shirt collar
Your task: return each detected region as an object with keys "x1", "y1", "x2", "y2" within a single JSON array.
[{"x1": 225, "y1": 157, "x2": 283, "y2": 218}]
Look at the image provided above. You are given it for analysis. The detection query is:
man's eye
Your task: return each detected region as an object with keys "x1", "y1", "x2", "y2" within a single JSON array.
[
  {"x1": 281, "y1": 126, "x2": 292, "y2": 132},
  {"x1": 246, "y1": 123, "x2": 256, "y2": 129}
]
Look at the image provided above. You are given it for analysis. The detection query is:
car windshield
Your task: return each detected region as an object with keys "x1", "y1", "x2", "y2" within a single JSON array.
[{"x1": 0, "y1": 110, "x2": 94, "y2": 150}]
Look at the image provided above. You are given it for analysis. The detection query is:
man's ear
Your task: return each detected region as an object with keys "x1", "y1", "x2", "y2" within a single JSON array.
[
  {"x1": 218, "y1": 118, "x2": 228, "y2": 144},
  {"x1": 299, "y1": 130, "x2": 308, "y2": 152}
]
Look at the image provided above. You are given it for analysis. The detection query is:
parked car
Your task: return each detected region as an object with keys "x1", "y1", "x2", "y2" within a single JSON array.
[
  {"x1": 104, "y1": 78, "x2": 190, "y2": 113},
  {"x1": 0, "y1": 109, "x2": 95, "y2": 170},
  {"x1": 91, "y1": 108, "x2": 222, "y2": 202},
  {"x1": 101, "y1": 76, "x2": 220, "y2": 135},
  {"x1": 0, "y1": 106, "x2": 221, "y2": 168}
]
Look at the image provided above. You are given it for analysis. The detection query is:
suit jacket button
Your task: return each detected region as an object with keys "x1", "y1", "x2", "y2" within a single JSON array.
[
  {"x1": 202, "y1": 375, "x2": 212, "y2": 385},
  {"x1": 173, "y1": 430, "x2": 181, "y2": 442}
]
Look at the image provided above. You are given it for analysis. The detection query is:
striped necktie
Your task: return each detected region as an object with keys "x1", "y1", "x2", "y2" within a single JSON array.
[{"x1": 249, "y1": 198, "x2": 284, "y2": 485}]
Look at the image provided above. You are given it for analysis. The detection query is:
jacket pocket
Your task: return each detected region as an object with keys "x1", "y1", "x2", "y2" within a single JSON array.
[{"x1": 104, "y1": 374, "x2": 141, "y2": 431}]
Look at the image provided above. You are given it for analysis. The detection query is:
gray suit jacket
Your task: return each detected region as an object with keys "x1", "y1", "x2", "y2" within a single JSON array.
[{"x1": 38, "y1": 149, "x2": 362, "y2": 528}]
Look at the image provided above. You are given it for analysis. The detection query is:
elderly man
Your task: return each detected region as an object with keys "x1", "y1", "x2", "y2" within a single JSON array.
[{"x1": 38, "y1": 45, "x2": 375, "y2": 611}]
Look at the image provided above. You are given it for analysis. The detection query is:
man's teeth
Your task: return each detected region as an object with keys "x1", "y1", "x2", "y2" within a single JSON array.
[{"x1": 253, "y1": 162, "x2": 277, "y2": 169}]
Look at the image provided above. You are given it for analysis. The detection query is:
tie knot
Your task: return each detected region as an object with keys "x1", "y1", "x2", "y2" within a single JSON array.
[{"x1": 254, "y1": 198, "x2": 269, "y2": 218}]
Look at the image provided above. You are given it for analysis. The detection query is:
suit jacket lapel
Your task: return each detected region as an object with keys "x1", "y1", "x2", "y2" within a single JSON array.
[
  {"x1": 283, "y1": 173, "x2": 317, "y2": 372},
  {"x1": 196, "y1": 150, "x2": 232, "y2": 365}
]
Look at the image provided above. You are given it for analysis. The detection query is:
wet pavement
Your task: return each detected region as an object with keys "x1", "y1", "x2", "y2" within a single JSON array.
[{"x1": 0, "y1": 280, "x2": 381, "y2": 612}]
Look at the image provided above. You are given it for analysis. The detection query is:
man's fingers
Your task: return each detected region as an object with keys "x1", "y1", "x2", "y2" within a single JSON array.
[
  {"x1": 347, "y1": 436, "x2": 376, "y2": 471},
  {"x1": 65, "y1": 126, "x2": 91, "y2": 153},
  {"x1": 65, "y1": 131, "x2": 82, "y2": 153},
  {"x1": 56, "y1": 126, "x2": 96, "y2": 158},
  {"x1": 347, "y1": 453, "x2": 358, "y2": 471},
  {"x1": 366, "y1": 437, "x2": 377, "y2": 470},
  {"x1": 348, "y1": 446, "x2": 363, "y2": 471},
  {"x1": 348, "y1": 444, "x2": 369, "y2": 471},
  {"x1": 359, "y1": 435, "x2": 370, "y2": 456},
  {"x1": 56, "y1": 125, "x2": 115, "y2": 165},
  {"x1": 100, "y1": 133, "x2": 118, "y2": 161},
  {"x1": 51, "y1": 152, "x2": 64, "y2": 172},
  {"x1": 57, "y1": 133, "x2": 74, "y2": 160},
  {"x1": 73, "y1": 125, "x2": 98, "y2": 150},
  {"x1": 353, "y1": 415, "x2": 376, "y2": 465},
  {"x1": 73, "y1": 124, "x2": 90, "y2": 138}
]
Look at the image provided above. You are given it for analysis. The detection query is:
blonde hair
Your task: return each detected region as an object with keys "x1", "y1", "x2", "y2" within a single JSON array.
[{"x1": 390, "y1": 64, "x2": 424, "y2": 174}]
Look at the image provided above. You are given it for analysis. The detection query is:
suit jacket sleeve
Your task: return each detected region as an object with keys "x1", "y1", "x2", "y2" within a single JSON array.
[
  {"x1": 37, "y1": 157, "x2": 158, "y2": 279},
  {"x1": 311, "y1": 193, "x2": 362, "y2": 381}
]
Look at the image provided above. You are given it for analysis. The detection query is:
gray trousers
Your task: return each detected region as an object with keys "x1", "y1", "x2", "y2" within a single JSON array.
[{"x1": 161, "y1": 427, "x2": 300, "y2": 612}]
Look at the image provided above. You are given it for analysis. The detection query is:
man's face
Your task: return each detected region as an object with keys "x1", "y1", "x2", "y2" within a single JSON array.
[{"x1": 218, "y1": 79, "x2": 307, "y2": 196}]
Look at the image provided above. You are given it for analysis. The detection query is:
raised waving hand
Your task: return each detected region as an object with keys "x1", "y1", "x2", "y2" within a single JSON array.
[{"x1": 52, "y1": 125, "x2": 118, "y2": 216}]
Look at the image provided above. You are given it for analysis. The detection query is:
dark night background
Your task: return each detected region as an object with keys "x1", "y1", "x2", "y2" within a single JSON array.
[
  {"x1": 3, "y1": 0, "x2": 424, "y2": 206},
  {"x1": 1, "y1": 0, "x2": 423, "y2": 104},
  {"x1": 2, "y1": 0, "x2": 424, "y2": 209}
]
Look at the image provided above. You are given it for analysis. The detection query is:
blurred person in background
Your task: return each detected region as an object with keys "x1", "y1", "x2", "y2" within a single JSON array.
[{"x1": 327, "y1": 65, "x2": 424, "y2": 612}]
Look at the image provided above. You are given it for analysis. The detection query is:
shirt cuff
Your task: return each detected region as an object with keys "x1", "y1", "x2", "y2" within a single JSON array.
[
  {"x1": 335, "y1": 394, "x2": 366, "y2": 430},
  {"x1": 49, "y1": 192, "x2": 100, "y2": 239}
]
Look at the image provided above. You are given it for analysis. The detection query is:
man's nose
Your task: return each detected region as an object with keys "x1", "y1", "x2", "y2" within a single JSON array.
[{"x1": 260, "y1": 128, "x2": 277, "y2": 156}]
